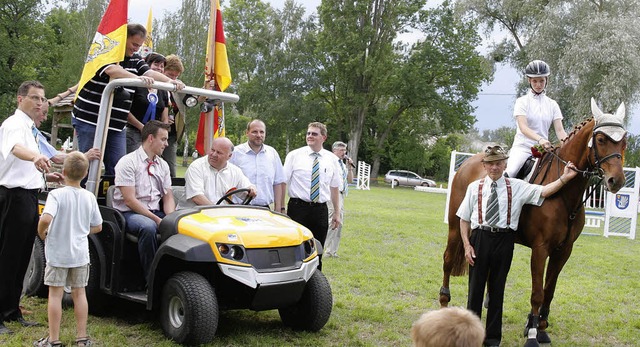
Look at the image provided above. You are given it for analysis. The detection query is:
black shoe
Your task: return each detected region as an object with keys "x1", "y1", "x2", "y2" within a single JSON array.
[
  {"x1": 8, "y1": 316, "x2": 39, "y2": 327},
  {"x1": 0, "y1": 322, "x2": 13, "y2": 334}
]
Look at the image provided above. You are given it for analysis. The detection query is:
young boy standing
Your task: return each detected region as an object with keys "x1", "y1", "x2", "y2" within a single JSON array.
[{"x1": 35, "y1": 152, "x2": 102, "y2": 347}]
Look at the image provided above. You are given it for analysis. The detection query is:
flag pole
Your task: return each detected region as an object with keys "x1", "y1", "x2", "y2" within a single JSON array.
[{"x1": 203, "y1": 0, "x2": 217, "y2": 154}]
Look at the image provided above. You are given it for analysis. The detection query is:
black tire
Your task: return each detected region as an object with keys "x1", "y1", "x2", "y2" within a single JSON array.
[
  {"x1": 22, "y1": 237, "x2": 47, "y2": 298},
  {"x1": 278, "y1": 270, "x2": 333, "y2": 332},
  {"x1": 86, "y1": 243, "x2": 107, "y2": 314},
  {"x1": 61, "y1": 286, "x2": 74, "y2": 310},
  {"x1": 160, "y1": 272, "x2": 218, "y2": 345}
]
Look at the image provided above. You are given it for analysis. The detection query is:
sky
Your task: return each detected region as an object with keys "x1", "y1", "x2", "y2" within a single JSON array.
[{"x1": 128, "y1": 0, "x2": 639, "y2": 135}]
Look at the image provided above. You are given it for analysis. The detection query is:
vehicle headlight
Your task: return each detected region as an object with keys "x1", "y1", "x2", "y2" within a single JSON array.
[
  {"x1": 216, "y1": 243, "x2": 247, "y2": 262},
  {"x1": 303, "y1": 239, "x2": 316, "y2": 258}
]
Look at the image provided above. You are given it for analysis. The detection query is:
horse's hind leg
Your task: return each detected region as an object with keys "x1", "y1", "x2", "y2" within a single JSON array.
[{"x1": 440, "y1": 248, "x2": 453, "y2": 307}]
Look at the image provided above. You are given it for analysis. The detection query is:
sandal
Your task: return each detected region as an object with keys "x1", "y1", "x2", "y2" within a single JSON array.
[
  {"x1": 33, "y1": 337, "x2": 64, "y2": 347},
  {"x1": 75, "y1": 337, "x2": 92, "y2": 347}
]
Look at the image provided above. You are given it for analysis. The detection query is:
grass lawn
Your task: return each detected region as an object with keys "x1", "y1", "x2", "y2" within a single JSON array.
[{"x1": 2, "y1": 185, "x2": 640, "y2": 346}]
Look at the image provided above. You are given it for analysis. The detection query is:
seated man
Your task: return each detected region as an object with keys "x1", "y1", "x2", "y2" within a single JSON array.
[
  {"x1": 185, "y1": 137, "x2": 256, "y2": 205},
  {"x1": 112, "y1": 120, "x2": 175, "y2": 284}
]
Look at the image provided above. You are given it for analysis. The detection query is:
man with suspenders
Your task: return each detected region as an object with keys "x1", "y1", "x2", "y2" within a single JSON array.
[{"x1": 457, "y1": 145, "x2": 577, "y2": 346}]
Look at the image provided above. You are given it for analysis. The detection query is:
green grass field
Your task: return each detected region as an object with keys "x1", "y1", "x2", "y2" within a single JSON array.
[{"x1": 2, "y1": 185, "x2": 640, "y2": 346}]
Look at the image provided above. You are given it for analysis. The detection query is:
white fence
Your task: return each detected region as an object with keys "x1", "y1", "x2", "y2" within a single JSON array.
[{"x1": 356, "y1": 161, "x2": 371, "y2": 190}]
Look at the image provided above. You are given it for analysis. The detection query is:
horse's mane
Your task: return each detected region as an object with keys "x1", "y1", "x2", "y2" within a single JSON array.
[{"x1": 559, "y1": 117, "x2": 593, "y2": 147}]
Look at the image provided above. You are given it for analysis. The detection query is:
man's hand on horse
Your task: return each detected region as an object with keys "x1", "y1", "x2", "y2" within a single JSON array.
[{"x1": 562, "y1": 161, "x2": 578, "y2": 181}]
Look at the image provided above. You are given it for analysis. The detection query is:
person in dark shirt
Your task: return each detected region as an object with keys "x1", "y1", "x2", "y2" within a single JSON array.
[
  {"x1": 126, "y1": 53, "x2": 170, "y2": 153},
  {"x1": 72, "y1": 24, "x2": 184, "y2": 176}
]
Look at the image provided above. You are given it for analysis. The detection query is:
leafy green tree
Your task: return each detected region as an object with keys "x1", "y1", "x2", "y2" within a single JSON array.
[
  {"x1": 458, "y1": 0, "x2": 640, "y2": 126},
  {"x1": 316, "y1": 0, "x2": 425, "y2": 163}
]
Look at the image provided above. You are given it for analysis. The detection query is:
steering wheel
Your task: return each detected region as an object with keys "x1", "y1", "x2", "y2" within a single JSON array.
[{"x1": 215, "y1": 188, "x2": 253, "y2": 205}]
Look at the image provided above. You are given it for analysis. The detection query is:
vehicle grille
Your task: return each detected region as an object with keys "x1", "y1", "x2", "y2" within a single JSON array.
[{"x1": 246, "y1": 246, "x2": 302, "y2": 273}]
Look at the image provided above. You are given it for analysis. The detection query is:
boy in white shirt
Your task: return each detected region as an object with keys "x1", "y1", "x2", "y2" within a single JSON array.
[{"x1": 35, "y1": 152, "x2": 103, "y2": 347}]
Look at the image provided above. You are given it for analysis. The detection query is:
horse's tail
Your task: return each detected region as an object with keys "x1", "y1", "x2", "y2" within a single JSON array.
[{"x1": 445, "y1": 213, "x2": 468, "y2": 277}]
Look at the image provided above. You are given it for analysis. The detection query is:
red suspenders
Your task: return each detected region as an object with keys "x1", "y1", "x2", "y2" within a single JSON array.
[{"x1": 477, "y1": 177, "x2": 512, "y2": 225}]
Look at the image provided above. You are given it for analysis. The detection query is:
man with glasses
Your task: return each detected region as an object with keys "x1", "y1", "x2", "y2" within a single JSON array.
[
  {"x1": 112, "y1": 120, "x2": 175, "y2": 285},
  {"x1": 457, "y1": 145, "x2": 577, "y2": 347},
  {"x1": 283, "y1": 122, "x2": 342, "y2": 254},
  {"x1": 0, "y1": 81, "x2": 64, "y2": 334}
]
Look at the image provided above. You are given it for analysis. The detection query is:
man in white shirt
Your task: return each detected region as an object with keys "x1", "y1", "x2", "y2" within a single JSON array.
[
  {"x1": 185, "y1": 137, "x2": 256, "y2": 206},
  {"x1": 283, "y1": 122, "x2": 341, "y2": 249},
  {"x1": 230, "y1": 120, "x2": 285, "y2": 211},
  {"x1": 0, "y1": 81, "x2": 64, "y2": 333},
  {"x1": 113, "y1": 120, "x2": 175, "y2": 284},
  {"x1": 457, "y1": 145, "x2": 577, "y2": 346}
]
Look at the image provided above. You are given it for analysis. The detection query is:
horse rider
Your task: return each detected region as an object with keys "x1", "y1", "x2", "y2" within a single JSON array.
[{"x1": 506, "y1": 60, "x2": 568, "y2": 178}]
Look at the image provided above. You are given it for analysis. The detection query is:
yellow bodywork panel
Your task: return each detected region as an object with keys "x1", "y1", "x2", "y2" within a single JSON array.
[{"x1": 177, "y1": 208, "x2": 314, "y2": 264}]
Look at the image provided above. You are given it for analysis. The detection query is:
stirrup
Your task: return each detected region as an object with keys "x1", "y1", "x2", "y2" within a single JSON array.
[{"x1": 75, "y1": 337, "x2": 93, "y2": 347}]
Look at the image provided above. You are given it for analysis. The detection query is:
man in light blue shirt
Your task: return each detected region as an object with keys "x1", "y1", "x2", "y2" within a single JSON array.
[{"x1": 230, "y1": 120, "x2": 285, "y2": 212}]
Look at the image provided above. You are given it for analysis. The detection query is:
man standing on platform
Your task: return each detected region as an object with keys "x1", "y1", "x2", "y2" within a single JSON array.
[
  {"x1": 230, "y1": 119, "x2": 285, "y2": 211},
  {"x1": 283, "y1": 122, "x2": 341, "y2": 250},
  {"x1": 324, "y1": 141, "x2": 354, "y2": 258}
]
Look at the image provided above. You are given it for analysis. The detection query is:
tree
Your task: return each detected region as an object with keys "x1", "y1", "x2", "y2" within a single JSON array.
[
  {"x1": 316, "y1": 0, "x2": 425, "y2": 163},
  {"x1": 366, "y1": 3, "x2": 491, "y2": 178},
  {"x1": 458, "y1": 0, "x2": 640, "y2": 127}
]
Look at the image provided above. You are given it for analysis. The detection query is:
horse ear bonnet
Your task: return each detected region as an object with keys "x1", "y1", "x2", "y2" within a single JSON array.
[{"x1": 591, "y1": 98, "x2": 626, "y2": 143}]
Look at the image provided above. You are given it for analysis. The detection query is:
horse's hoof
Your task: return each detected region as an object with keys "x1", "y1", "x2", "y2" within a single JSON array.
[
  {"x1": 524, "y1": 328, "x2": 540, "y2": 347},
  {"x1": 536, "y1": 330, "x2": 551, "y2": 344}
]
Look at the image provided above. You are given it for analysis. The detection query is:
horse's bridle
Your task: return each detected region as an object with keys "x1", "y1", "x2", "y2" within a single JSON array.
[
  {"x1": 544, "y1": 121, "x2": 626, "y2": 179},
  {"x1": 589, "y1": 122, "x2": 626, "y2": 173}
]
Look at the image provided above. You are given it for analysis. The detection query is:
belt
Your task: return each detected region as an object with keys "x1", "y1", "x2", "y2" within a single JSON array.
[
  {"x1": 289, "y1": 197, "x2": 326, "y2": 206},
  {"x1": 477, "y1": 225, "x2": 514, "y2": 233}
]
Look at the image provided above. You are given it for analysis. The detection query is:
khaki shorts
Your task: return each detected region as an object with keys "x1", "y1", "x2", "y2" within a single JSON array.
[{"x1": 44, "y1": 264, "x2": 90, "y2": 288}]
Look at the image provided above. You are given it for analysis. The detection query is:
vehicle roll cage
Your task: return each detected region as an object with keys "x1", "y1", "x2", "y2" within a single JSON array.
[{"x1": 86, "y1": 78, "x2": 239, "y2": 195}]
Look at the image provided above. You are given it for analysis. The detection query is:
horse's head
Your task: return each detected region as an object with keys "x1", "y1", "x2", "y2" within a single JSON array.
[{"x1": 590, "y1": 98, "x2": 627, "y2": 193}]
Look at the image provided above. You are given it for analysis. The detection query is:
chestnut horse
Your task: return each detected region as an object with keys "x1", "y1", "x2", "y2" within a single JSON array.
[{"x1": 439, "y1": 99, "x2": 627, "y2": 345}]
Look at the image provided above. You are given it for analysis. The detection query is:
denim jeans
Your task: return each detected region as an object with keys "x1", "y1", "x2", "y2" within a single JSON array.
[
  {"x1": 122, "y1": 210, "x2": 165, "y2": 283},
  {"x1": 72, "y1": 118, "x2": 126, "y2": 176}
]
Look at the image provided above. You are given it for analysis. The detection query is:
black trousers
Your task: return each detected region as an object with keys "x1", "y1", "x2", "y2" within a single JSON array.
[
  {"x1": 0, "y1": 186, "x2": 39, "y2": 322},
  {"x1": 287, "y1": 198, "x2": 329, "y2": 246},
  {"x1": 467, "y1": 228, "x2": 516, "y2": 346}
]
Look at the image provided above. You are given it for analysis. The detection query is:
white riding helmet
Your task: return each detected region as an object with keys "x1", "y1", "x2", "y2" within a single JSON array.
[{"x1": 525, "y1": 60, "x2": 550, "y2": 78}]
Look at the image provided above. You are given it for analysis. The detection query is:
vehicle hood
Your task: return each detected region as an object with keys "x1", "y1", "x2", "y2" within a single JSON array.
[{"x1": 176, "y1": 207, "x2": 314, "y2": 248}]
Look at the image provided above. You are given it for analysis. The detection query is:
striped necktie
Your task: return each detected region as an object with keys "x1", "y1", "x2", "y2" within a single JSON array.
[
  {"x1": 485, "y1": 181, "x2": 499, "y2": 226},
  {"x1": 310, "y1": 152, "x2": 320, "y2": 202}
]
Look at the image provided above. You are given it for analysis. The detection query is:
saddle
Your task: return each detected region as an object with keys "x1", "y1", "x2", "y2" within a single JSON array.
[{"x1": 515, "y1": 156, "x2": 538, "y2": 182}]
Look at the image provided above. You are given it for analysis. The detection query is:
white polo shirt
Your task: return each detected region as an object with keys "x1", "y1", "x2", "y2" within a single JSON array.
[
  {"x1": 185, "y1": 156, "x2": 253, "y2": 204},
  {"x1": 0, "y1": 109, "x2": 44, "y2": 189}
]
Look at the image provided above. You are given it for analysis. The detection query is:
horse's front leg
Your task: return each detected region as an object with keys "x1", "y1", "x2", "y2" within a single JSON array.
[{"x1": 524, "y1": 246, "x2": 549, "y2": 345}]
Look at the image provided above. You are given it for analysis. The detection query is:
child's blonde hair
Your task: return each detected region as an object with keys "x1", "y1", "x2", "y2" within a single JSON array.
[{"x1": 63, "y1": 151, "x2": 89, "y2": 181}]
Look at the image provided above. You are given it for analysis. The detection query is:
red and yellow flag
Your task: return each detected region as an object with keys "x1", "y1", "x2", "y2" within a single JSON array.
[
  {"x1": 75, "y1": 0, "x2": 128, "y2": 99},
  {"x1": 196, "y1": 0, "x2": 232, "y2": 155},
  {"x1": 139, "y1": 7, "x2": 153, "y2": 57}
]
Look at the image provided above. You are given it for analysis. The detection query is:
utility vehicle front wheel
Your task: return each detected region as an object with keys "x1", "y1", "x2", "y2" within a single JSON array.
[
  {"x1": 279, "y1": 270, "x2": 332, "y2": 331},
  {"x1": 160, "y1": 272, "x2": 218, "y2": 345}
]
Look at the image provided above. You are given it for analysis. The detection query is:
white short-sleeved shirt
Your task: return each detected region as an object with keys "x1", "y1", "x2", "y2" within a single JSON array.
[
  {"x1": 185, "y1": 156, "x2": 253, "y2": 204},
  {"x1": 456, "y1": 176, "x2": 544, "y2": 230},
  {"x1": 230, "y1": 142, "x2": 285, "y2": 206},
  {"x1": 511, "y1": 90, "x2": 563, "y2": 151},
  {"x1": 0, "y1": 110, "x2": 44, "y2": 189},
  {"x1": 42, "y1": 186, "x2": 103, "y2": 267},
  {"x1": 283, "y1": 146, "x2": 341, "y2": 203},
  {"x1": 113, "y1": 147, "x2": 172, "y2": 212}
]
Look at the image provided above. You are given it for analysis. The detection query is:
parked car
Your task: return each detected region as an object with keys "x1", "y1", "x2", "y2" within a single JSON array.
[{"x1": 384, "y1": 170, "x2": 436, "y2": 187}]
